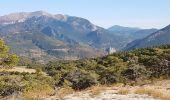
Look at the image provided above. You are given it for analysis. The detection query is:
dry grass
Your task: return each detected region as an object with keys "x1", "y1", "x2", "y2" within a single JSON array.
[
  {"x1": 87, "y1": 85, "x2": 108, "y2": 95},
  {"x1": 23, "y1": 84, "x2": 54, "y2": 100},
  {"x1": 134, "y1": 87, "x2": 170, "y2": 100},
  {"x1": 117, "y1": 88, "x2": 129, "y2": 95},
  {"x1": 135, "y1": 87, "x2": 162, "y2": 98},
  {"x1": 161, "y1": 94, "x2": 170, "y2": 100},
  {"x1": 57, "y1": 87, "x2": 74, "y2": 100},
  {"x1": 112, "y1": 83, "x2": 124, "y2": 87},
  {"x1": 0, "y1": 66, "x2": 36, "y2": 73}
]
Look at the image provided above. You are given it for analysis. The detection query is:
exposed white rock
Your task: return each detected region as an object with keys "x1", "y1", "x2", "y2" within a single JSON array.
[{"x1": 64, "y1": 90, "x2": 156, "y2": 100}]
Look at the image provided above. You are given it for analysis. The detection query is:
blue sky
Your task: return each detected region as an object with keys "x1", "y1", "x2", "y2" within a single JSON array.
[{"x1": 0, "y1": 0, "x2": 170, "y2": 29}]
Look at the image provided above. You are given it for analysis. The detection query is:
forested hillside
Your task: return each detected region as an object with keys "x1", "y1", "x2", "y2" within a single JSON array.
[
  {"x1": 45, "y1": 45, "x2": 170, "y2": 90},
  {"x1": 125, "y1": 24, "x2": 170, "y2": 50}
]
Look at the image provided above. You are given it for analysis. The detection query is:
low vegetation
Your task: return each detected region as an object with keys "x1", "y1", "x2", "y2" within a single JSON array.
[
  {"x1": 0, "y1": 72, "x2": 55, "y2": 99},
  {"x1": 0, "y1": 39, "x2": 54, "y2": 99},
  {"x1": 135, "y1": 87, "x2": 162, "y2": 98},
  {"x1": 57, "y1": 87, "x2": 74, "y2": 100},
  {"x1": 86, "y1": 85, "x2": 108, "y2": 95},
  {"x1": 45, "y1": 45, "x2": 170, "y2": 90},
  {"x1": 0, "y1": 39, "x2": 19, "y2": 68},
  {"x1": 117, "y1": 88, "x2": 129, "y2": 95},
  {"x1": 134, "y1": 86, "x2": 170, "y2": 100}
]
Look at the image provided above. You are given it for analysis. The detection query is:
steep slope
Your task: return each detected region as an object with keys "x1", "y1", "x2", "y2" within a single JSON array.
[
  {"x1": 0, "y1": 11, "x2": 141, "y2": 62},
  {"x1": 108, "y1": 25, "x2": 157, "y2": 42},
  {"x1": 131, "y1": 28, "x2": 158, "y2": 39},
  {"x1": 0, "y1": 31, "x2": 104, "y2": 63},
  {"x1": 0, "y1": 11, "x2": 106, "y2": 62},
  {"x1": 85, "y1": 29, "x2": 130, "y2": 49},
  {"x1": 124, "y1": 24, "x2": 170, "y2": 50}
]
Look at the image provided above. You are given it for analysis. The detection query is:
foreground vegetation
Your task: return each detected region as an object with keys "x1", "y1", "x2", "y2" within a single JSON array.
[
  {"x1": 0, "y1": 72, "x2": 54, "y2": 99},
  {"x1": 0, "y1": 39, "x2": 54, "y2": 99},
  {"x1": 45, "y1": 45, "x2": 170, "y2": 90},
  {"x1": 0, "y1": 39, "x2": 19, "y2": 68}
]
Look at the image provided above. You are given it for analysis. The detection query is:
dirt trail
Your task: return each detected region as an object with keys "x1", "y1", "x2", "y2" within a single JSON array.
[{"x1": 0, "y1": 66, "x2": 36, "y2": 73}]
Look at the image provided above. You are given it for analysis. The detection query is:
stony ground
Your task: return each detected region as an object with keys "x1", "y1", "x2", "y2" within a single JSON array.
[
  {"x1": 45, "y1": 87, "x2": 157, "y2": 100},
  {"x1": 64, "y1": 90, "x2": 156, "y2": 100},
  {"x1": 45, "y1": 80, "x2": 170, "y2": 100}
]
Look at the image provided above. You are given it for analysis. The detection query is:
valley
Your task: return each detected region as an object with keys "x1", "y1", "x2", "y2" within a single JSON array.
[
  {"x1": 0, "y1": 11, "x2": 160, "y2": 63},
  {"x1": 1, "y1": 1, "x2": 170, "y2": 99}
]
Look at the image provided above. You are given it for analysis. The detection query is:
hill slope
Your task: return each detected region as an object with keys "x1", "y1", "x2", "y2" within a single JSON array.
[
  {"x1": 0, "y1": 11, "x2": 107, "y2": 62},
  {"x1": 0, "y1": 11, "x2": 142, "y2": 62},
  {"x1": 108, "y1": 25, "x2": 158, "y2": 43},
  {"x1": 45, "y1": 44, "x2": 170, "y2": 90},
  {"x1": 124, "y1": 24, "x2": 170, "y2": 50}
]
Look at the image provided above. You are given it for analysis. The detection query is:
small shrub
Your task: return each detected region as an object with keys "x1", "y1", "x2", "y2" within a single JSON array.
[
  {"x1": 57, "y1": 87, "x2": 74, "y2": 100},
  {"x1": 88, "y1": 85, "x2": 107, "y2": 95},
  {"x1": 117, "y1": 88, "x2": 129, "y2": 95}
]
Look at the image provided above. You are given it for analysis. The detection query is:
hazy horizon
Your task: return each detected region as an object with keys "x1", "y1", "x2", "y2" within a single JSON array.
[{"x1": 1, "y1": 0, "x2": 170, "y2": 29}]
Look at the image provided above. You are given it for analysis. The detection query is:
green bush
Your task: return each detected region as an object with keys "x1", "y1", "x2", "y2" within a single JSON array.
[
  {"x1": 0, "y1": 39, "x2": 19, "y2": 68},
  {"x1": 45, "y1": 44, "x2": 170, "y2": 89},
  {"x1": 0, "y1": 72, "x2": 54, "y2": 99}
]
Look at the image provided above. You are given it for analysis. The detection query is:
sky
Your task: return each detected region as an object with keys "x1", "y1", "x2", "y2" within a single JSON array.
[{"x1": 0, "y1": 0, "x2": 170, "y2": 29}]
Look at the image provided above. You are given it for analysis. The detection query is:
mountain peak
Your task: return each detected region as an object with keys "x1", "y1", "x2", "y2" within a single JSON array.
[
  {"x1": 0, "y1": 11, "x2": 53, "y2": 24},
  {"x1": 33, "y1": 10, "x2": 47, "y2": 14},
  {"x1": 30, "y1": 10, "x2": 51, "y2": 16}
]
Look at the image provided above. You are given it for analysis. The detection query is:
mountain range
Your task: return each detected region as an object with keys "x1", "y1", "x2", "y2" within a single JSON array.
[
  {"x1": 0, "y1": 11, "x2": 163, "y2": 62},
  {"x1": 108, "y1": 25, "x2": 158, "y2": 42},
  {"x1": 124, "y1": 24, "x2": 170, "y2": 50}
]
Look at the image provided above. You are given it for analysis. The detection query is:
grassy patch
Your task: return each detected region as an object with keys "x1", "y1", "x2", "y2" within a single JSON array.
[
  {"x1": 161, "y1": 94, "x2": 170, "y2": 100},
  {"x1": 117, "y1": 88, "x2": 129, "y2": 95},
  {"x1": 57, "y1": 87, "x2": 74, "y2": 100},
  {"x1": 87, "y1": 85, "x2": 107, "y2": 95},
  {"x1": 23, "y1": 84, "x2": 54, "y2": 99},
  {"x1": 134, "y1": 87, "x2": 167, "y2": 99},
  {"x1": 0, "y1": 72, "x2": 55, "y2": 100}
]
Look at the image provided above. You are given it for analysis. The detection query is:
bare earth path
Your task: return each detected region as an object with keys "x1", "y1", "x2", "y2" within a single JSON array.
[{"x1": 0, "y1": 66, "x2": 36, "y2": 73}]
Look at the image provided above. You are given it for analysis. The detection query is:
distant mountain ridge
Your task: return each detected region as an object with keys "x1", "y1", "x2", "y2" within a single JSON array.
[
  {"x1": 108, "y1": 25, "x2": 140, "y2": 33},
  {"x1": 0, "y1": 11, "x2": 126, "y2": 49},
  {"x1": 108, "y1": 25, "x2": 158, "y2": 44},
  {"x1": 124, "y1": 24, "x2": 170, "y2": 50},
  {"x1": 0, "y1": 11, "x2": 105, "y2": 62},
  {"x1": 0, "y1": 11, "x2": 134, "y2": 62},
  {"x1": 0, "y1": 11, "x2": 68, "y2": 24},
  {"x1": 0, "y1": 11, "x2": 160, "y2": 62}
]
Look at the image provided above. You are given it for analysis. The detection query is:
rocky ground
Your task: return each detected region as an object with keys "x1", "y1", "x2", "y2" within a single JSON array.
[
  {"x1": 64, "y1": 89, "x2": 156, "y2": 100},
  {"x1": 45, "y1": 80, "x2": 170, "y2": 100}
]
